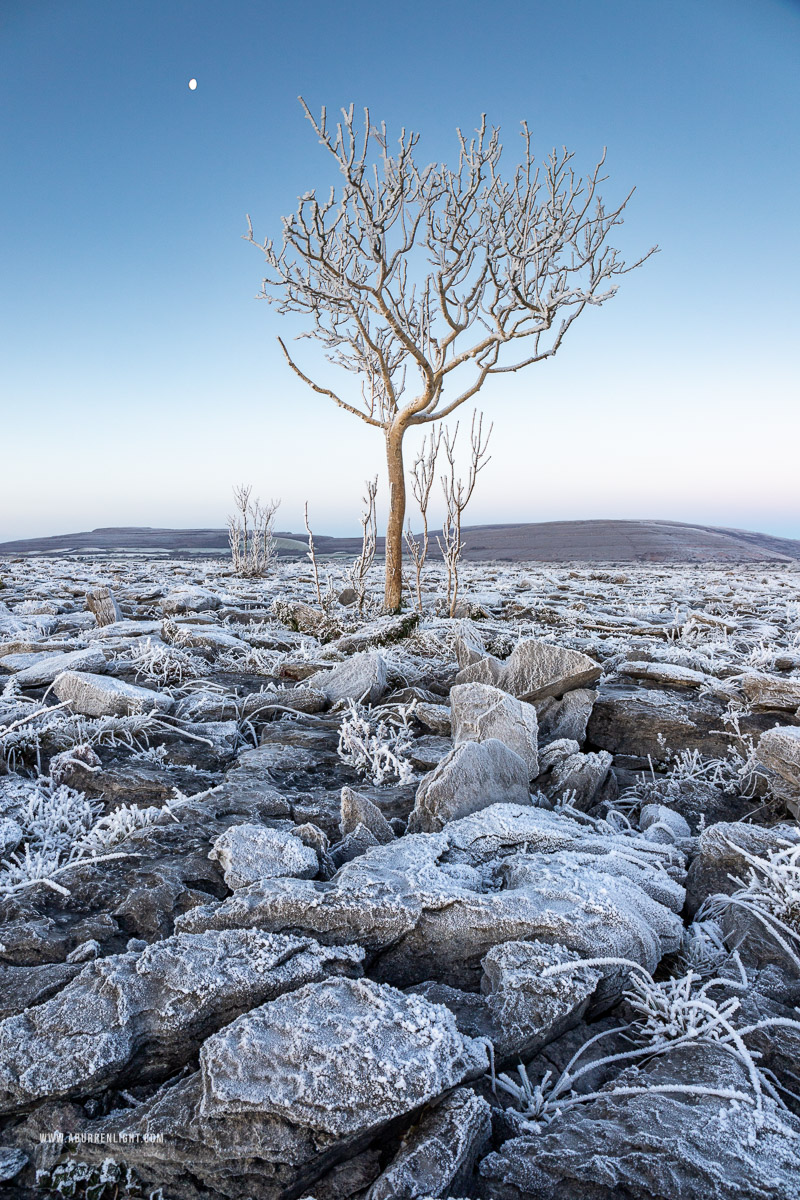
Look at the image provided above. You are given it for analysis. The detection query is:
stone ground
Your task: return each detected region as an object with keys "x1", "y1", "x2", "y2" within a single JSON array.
[{"x1": 0, "y1": 555, "x2": 799, "y2": 1199}]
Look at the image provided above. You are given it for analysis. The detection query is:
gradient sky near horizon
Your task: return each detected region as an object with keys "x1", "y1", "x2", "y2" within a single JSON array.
[{"x1": 1, "y1": 0, "x2": 798, "y2": 542}]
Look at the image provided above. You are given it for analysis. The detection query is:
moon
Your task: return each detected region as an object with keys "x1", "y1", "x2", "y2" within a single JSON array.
[{"x1": 188, "y1": 78, "x2": 197, "y2": 90}]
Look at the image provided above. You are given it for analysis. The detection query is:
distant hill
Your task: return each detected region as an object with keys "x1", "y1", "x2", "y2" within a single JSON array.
[{"x1": 1, "y1": 519, "x2": 798, "y2": 563}]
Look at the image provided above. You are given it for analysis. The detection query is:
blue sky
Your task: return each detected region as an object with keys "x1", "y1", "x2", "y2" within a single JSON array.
[{"x1": 1, "y1": 0, "x2": 798, "y2": 541}]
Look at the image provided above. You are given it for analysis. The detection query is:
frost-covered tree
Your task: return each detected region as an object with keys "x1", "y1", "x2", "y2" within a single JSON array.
[{"x1": 246, "y1": 101, "x2": 655, "y2": 611}]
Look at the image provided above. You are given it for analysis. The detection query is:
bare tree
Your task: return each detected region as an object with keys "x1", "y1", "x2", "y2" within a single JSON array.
[
  {"x1": 404, "y1": 429, "x2": 442, "y2": 612},
  {"x1": 246, "y1": 101, "x2": 655, "y2": 610},
  {"x1": 228, "y1": 485, "x2": 280, "y2": 578},
  {"x1": 347, "y1": 477, "x2": 378, "y2": 612},
  {"x1": 438, "y1": 413, "x2": 492, "y2": 616}
]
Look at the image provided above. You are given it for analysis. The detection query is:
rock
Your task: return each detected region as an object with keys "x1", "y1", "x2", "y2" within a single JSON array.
[
  {"x1": 0, "y1": 638, "x2": 76, "y2": 659},
  {"x1": 450, "y1": 683, "x2": 539, "y2": 779},
  {"x1": 199, "y1": 977, "x2": 488, "y2": 1132},
  {"x1": 480, "y1": 940, "x2": 602, "y2": 1060},
  {"x1": 453, "y1": 620, "x2": 487, "y2": 669},
  {"x1": 340, "y1": 786, "x2": 395, "y2": 844},
  {"x1": 271, "y1": 598, "x2": 342, "y2": 642},
  {"x1": 408, "y1": 739, "x2": 531, "y2": 833},
  {"x1": 540, "y1": 747, "x2": 613, "y2": 811},
  {"x1": 307, "y1": 650, "x2": 388, "y2": 705},
  {"x1": 0, "y1": 930, "x2": 363, "y2": 1113},
  {"x1": 498, "y1": 638, "x2": 602, "y2": 701},
  {"x1": 684, "y1": 821, "x2": 800, "y2": 916},
  {"x1": 535, "y1": 688, "x2": 596, "y2": 746},
  {"x1": 453, "y1": 654, "x2": 505, "y2": 688},
  {"x1": 586, "y1": 682, "x2": 791, "y2": 761},
  {"x1": 639, "y1": 803, "x2": 691, "y2": 843},
  {"x1": 85, "y1": 585, "x2": 122, "y2": 627},
  {"x1": 618, "y1": 660, "x2": 709, "y2": 688},
  {"x1": 365, "y1": 1087, "x2": 491, "y2": 1200},
  {"x1": 736, "y1": 671, "x2": 800, "y2": 711},
  {"x1": 241, "y1": 685, "x2": 328, "y2": 718},
  {"x1": 757, "y1": 725, "x2": 800, "y2": 790},
  {"x1": 209, "y1": 747, "x2": 294, "y2": 822},
  {"x1": 338, "y1": 587, "x2": 358, "y2": 606},
  {"x1": 0, "y1": 962, "x2": 83, "y2": 1021},
  {"x1": 175, "y1": 689, "x2": 240, "y2": 722},
  {"x1": 161, "y1": 587, "x2": 221, "y2": 614},
  {"x1": 52, "y1": 670, "x2": 173, "y2": 716},
  {"x1": 414, "y1": 701, "x2": 452, "y2": 736},
  {"x1": 12, "y1": 646, "x2": 108, "y2": 687},
  {"x1": 329, "y1": 822, "x2": 380, "y2": 869},
  {"x1": 164, "y1": 622, "x2": 246, "y2": 654},
  {"x1": 209, "y1": 824, "x2": 319, "y2": 888},
  {"x1": 292, "y1": 822, "x2": 331, "y2": 855},
  {"x1": 55, "y1": 979, "x2": 487, "y2": 1200},
  {"x1": 406, "y1": 734, "x2": 452, "y2": 771},
  {"x1": 279, "y1": 656, "x2": 337, "y2": 681},
  {"x1": 0, "y1": 651, "x2": 62, "y2": 673},
  {"x1": 335, "y1": 611, "x2": 420, "y2": 653},
  {"x1": 177, "y1": 872, "x2": 421, "y2": 952},
  {"x1": 88, "y1": 619, "x2": 163, "y2": 640},
  {"x1": 180, "y1": 805, "x2": 684, "y2": 998},
  {"x1": 479, "y1": 1044, "x2": 800, "y2": 1200},
  {"x1": 0, "y1": 1147, "x2": 27, "y2": 1182}
]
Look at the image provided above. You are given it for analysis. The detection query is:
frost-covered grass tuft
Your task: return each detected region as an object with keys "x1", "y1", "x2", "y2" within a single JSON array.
[
  {"x1": 701, "y1": 840, "x2": 800, "y2": 971},
  {"x1": 675, "y1": 918, "x2": 729, "y2": 977},
  {"x1": 337, "y1": 699, "x2": 416, "y2": 785},
  {"x1": 128, "y1": 637, "x2": 205, "y2": 687},
  {"x1": 75, "y1": 797, "x2": 181, "y2": 856},
  {"x1": 497, "y1": 953, "x2": 800, "y2": 1133},
  {"x1": 0, "y1": 705, "x2": 157, "y2": 773},
  {"x1": 0, "y1": 775, "x2": 184, "y2": 898}
]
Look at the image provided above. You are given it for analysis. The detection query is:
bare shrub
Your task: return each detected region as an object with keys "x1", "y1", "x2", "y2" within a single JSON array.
[
  {"x1": 228, "y1": 484, "x2": 280, "y2": 578},
  {"x1": 438, "y1": 412, "x2": 492, "y2": 616}
]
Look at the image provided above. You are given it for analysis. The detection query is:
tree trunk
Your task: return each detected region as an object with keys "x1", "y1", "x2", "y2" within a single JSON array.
[{"x1": 384, "y1": 422, "x2": 407, "y2": 611}]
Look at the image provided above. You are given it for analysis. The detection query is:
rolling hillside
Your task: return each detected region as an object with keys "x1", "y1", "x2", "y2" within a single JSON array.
[{"x1": 1, "y1": 519, "x2": 798, "y2": 562}]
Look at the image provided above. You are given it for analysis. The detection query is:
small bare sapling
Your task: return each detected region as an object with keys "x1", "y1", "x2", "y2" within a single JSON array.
[
  {"x1": 404, "y1": 429, "x2": 442, "y2": 613},
  {"x1": 347, "y1": 477, "x2": 378, "y2": 613},
  {"x1": 228, "y1": 484, "x2": 280, "y2": 578},
  {"x1": 438, "y1": 412, "x2": 492, "y2": 617}
]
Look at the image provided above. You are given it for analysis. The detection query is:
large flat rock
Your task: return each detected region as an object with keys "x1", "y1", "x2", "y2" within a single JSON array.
[{"x1": 52, "y1": 670, "x2": 174, "y2": 716}]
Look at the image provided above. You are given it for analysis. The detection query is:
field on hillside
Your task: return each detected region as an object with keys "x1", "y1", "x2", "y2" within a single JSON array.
[{"x1": 1, "y1": 555, "x2": 799, "y2": 1199}]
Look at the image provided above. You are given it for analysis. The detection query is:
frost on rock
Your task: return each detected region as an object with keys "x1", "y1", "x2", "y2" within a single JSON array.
[
  {"x1": 757, "y1": 725, "x2": 800, "y2": 791},
  {"x1": 535, "y1": 686, "x2": 596, "y2": 746},
  {"x1": 408, "y1": 739, "x2": 531, "y2": 833},
  {"x1": 499, "y1": 639, "x2": 602, "y2": 701},
  {"x1": 52, "y1": 671, "x2": 174, "y2": 717},
  {"x1": 685, "y1": 820, "x2": 800, "y2": 915},
  {"x1": 0, "y1": 930, "x2": 363, "y2": 1111},
  {"x1": 340, "y1": 786, "x2": 396, "y2": 844},
  {"x1": 3, "y1": 555, "x2": 800, "y2": 1198},
  {"x1": 480, "y1": 941, "x2": 602, "y2": 1060},
  {"x1": 6, "y1": 647, "x2": 108, "y2": 687},
  {"x1": 307, "y1": 650, "x2": 388, "y2": 705},
  {"x1": 199, "y1": 977, "x2": 488, "y2": 1132},
  {"x1": 450, "y1": 682, "x2": 539, "y2": 779},
  {"x1": 46, "y1": 981, "x2": 485, "y2": 1200},
  {"x1": 85, "y1": 584, "x2": 123, "y2": 627},
  {"x1": 366, "y1": 1086, "x2": 491, "y2": 1200},
  {"x1": 208, "y1": 823, "x2": 319, "y2": 888},
  {"x1": 181, "y1": 804, "x2": 684, "y2": 995},
  {"x1": 540, "y1": 744, "x2": 613, "y2": 810},
  {"x1": 479, "y1": 1044, "x2": 800, "y2": 1200},
  {"x1": 161, "y1": 587, "x2": 221, "y2": 614}
]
